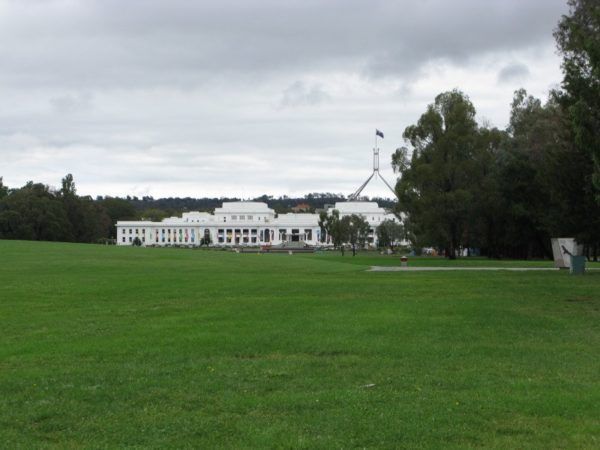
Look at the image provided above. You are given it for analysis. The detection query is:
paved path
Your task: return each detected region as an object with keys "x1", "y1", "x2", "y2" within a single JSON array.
[{"x1": 369, "y1": 266, "x2": 562, "y2": 272}]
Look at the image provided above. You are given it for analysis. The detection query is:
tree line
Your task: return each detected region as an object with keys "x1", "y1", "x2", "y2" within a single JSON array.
[
  {"x1": 392, "y1": 0, "x2": 599, "y2": 259},
  {"x1": 318, "y1": 211, "x2": 404, "y2": 256},
  {"x1": 0, "y1": 175, "x2": 126, "y2": 243}
]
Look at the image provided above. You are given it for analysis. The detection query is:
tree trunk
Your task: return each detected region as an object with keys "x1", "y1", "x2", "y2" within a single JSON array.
[
  {"x1": 449, "y1": 237, "x2": 458, "y2": 260},
  {"x1": 352, "y1": 244, "x2": 356, "y2": 256},
  {"x1": 448, "y1": 248, "x2": 456, "y2": 259},
  {"x1": 448, "y1": 224, "x2": 458, "y2": 260},
  {"x1": 445, "y1": 245, "x2": 456, "y2": 260}
]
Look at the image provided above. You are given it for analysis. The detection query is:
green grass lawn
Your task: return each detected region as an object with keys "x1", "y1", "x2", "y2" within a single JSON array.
[{"x1": 1, "y1": 241, "x2": 599, "y2": 449}]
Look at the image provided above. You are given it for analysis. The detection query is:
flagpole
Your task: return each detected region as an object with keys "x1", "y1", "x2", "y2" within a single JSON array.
[{"x1": 350, "y1": 129, "x2": 398, "y2": 201}]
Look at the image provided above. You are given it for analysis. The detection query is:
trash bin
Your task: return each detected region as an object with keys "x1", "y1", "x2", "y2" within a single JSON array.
[
  {"x1": 570, "y1": 255, "x2": 586, "y2": 275},
  {"x1": 400, "y1": 256, "x2": 408, "y2": 267}
]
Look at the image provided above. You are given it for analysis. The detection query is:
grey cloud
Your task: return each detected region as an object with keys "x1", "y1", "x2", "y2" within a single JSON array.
[
  {"x1": 497, "y1": 63, "x2": 531, "y2": 84},
  {"x1": 50, "y1": 92, "x2": 93, "y2": 113},
  {"x1": 280, "y1": 81, "x2": 331, "y2": 108},
  {"x1": 0, "y1": 0, "x2": 567, "y2": 89}
]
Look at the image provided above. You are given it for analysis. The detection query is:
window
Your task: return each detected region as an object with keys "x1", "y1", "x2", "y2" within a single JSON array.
[
  {"x1": 129, "y1": 229, "x2": 132, "y2": 234},
  {"x1": 240, "y1": 215, "x2": 245, "y2": 220},
  {"x1": 142, "y1": 229, "x2": 145, "y2": 234},
  {"x1": 247, "y1": 215, "x2": 253, "y2": 220},
  {"x1": 232, "y1": 215, "x2": 237, "y2": 220},
  {"x1": 142, "y1": 237, "x2": 145, "y2": 242},
  {"x1": 122, "y1": 237, "x2": 125, "y2": 242},
  {"x1": 135, "y1": 229, "x2": 139, "y2": 234},
  {"x1": 128, "y1": 237, "x2": 132, "y2": 242}
]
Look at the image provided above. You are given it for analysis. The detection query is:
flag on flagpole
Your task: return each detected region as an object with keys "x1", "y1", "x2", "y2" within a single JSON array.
[{"x1": 376, "y1": 129, "x2": 384, "y2": 138}]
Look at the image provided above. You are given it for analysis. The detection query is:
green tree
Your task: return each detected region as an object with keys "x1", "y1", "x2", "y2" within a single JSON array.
[
  {"x1": 376, "y1": 219, "x2": 404, "y2": 251},
  {"x1": 318, "y1": 211, "x2": 329, "y2": 243},
  {"x1": 341, "y1": 214, "x2": 370, "y2": 256},
  {"x1": 554, "y1": 0, "x2": 600, "y2": 194},
  {"x1": 100, "y1": 197, "x2": 138, "y2": 238},
  {"x1": 140, "y1": 208, "x2": 169, "y2": 222},
  {"x1": 485, "y1": 90, "x2": 555, "y2": 259},
  {"x1": 467, "y1": 126, "x2": 507, "y2": 258},
  {"x1": 76, "y1": 196, "x2": 112, "y2": 243},
  {"x1": 395, "y1": 90, "x2": 482, "y2": 259},
  {"x1": 0, "y1": 177, "x2": 8, "y2": 200},
  {"x1": 319, "y1": 209, "x2": 348, "y2": 255},
  {"x1": 60, "y1": 173, "x2": 76, "y2": 197},
  {"x1": 0, "y1": 182, "x2": 71, "y2": 241},
  {"x1": 501, "y1": 89, "x2": 600, "y2": 259},
  {"x1": 508, "y1": 90, "x2": 600, "y2": 258},
  {"x1": 58, "y1": 174, "x2": 110, "y2": 243},
  {"x1": 58, "y1": 173, "x2": 80, "y2": 241}
]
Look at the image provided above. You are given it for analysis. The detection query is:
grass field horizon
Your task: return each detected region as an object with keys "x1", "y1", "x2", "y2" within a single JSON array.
[{"x1": 1, "y1": 240, "x2": 599, "y2": 448}]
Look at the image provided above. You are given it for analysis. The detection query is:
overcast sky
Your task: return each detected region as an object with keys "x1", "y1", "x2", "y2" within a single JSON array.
[{"x1": 0, "y1": 0, "x2": 568, "y2": 199}]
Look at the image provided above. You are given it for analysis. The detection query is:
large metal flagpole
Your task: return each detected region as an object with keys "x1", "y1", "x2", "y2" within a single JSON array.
[
  {"x1": 348, "y1": 129, "x2": 398, "y2": 201},
  {"x1": 349, "y1": 130, "x2": 398, "y2": 200}
]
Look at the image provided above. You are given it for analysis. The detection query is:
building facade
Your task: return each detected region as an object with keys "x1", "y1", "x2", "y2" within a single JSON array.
[{"x1": 116, "y1": 201, "x2": 399, "y2": 247}]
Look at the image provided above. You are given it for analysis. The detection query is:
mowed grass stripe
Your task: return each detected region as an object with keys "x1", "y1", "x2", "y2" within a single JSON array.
[{"x1": 0, "y1": 240, "x2": 599, "y2": 448}]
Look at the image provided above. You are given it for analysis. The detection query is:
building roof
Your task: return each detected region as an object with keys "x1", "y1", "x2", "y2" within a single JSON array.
[
  {"x1": 330, "y1": 201, "x2": 386, "y2": 214},
  {"x1": 214, "y1": 201, "x2": 274, "y2": 214}
]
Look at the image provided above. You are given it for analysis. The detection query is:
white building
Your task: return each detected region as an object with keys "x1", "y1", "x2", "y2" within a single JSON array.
[{"x1": 116, "y1": 201, "x2": 399, "y2": 247}]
